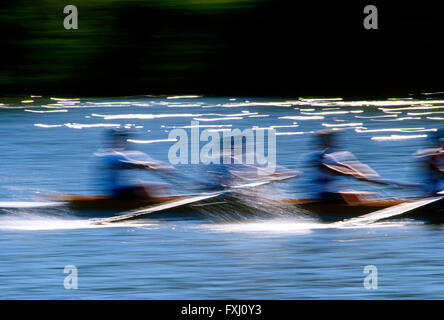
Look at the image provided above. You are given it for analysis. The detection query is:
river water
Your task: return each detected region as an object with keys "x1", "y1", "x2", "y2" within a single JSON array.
[{"x1": 1, "y1": 95, "x2": 444, "y2": 299}]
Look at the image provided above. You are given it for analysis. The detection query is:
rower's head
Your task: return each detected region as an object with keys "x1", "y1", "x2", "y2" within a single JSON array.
[
  {"x1": 315, "y1": 129, "x2": 341, "y2": 149},
  {"x1": 105, "y1": 128, "x2": 130, "y2": 150}
]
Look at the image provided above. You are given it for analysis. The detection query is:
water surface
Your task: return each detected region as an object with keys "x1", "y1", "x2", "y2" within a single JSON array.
[{"x1": 1, "y1": 95, "x2": 443, "y2": 299}]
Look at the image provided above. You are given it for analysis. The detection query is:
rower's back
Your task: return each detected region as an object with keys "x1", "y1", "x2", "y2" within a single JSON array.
[
  {"x1": 310, "y1": 130, "x2": 345, "y2": 202},
  {"x1": 94, "y1": 129, "x2": 160, "y2": 199}
]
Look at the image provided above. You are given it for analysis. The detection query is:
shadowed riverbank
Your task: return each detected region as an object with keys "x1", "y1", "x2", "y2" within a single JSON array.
[{"x1": 1, "y1": 1, "x2": 444, "y2": 97}]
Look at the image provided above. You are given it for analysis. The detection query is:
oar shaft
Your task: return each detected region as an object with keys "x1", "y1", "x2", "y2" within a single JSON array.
[{"x1": 360, "y1": 177, "x2": 422, "y2": 188}]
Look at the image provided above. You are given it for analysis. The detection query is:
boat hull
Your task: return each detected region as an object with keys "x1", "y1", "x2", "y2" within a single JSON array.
[
  {"x1": 49, "y1": 194, "x2": 236, "y2": 218},
  {"x1": 399, "y1": 198, "x2": 444, "y2": 222},
  {"x1": 54, "y1": 195, "x2": 186, "y2": 211},
  {"x1": 47, "y1": 195, "x2": 444, "y2": 222},
  {"x1": 290, "y1": 199, "x2": 405, "y2": 221},
  {"x1": 293, "y1": 198, "x2": 444, "y2": 222}
]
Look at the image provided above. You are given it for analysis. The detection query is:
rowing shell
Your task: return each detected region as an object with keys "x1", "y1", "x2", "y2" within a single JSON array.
[
  {"x1": 38, "y1": 195, "x2": 403, "y2": 216},
  {"x1": 4, "y1": 177, "x2": 442, "y2": 222},
  {"x1": 92, "y1": 174, "x2": 299, "y2": 223},
  {"x1": 1, "y1": 196, "x2": 442, "y2": 222},
  {"x1": 42, "y1": 192, "x2": 442, "y2": 221}
]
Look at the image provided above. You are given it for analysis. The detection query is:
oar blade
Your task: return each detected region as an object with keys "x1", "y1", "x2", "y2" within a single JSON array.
[{"x1": 335, "y1": 196, "x2": 443, "y2": 227}]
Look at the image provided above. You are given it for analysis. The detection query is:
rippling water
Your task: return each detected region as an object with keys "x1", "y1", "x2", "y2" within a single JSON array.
[{"x1": 1, "y1": 95, "x2": 444, "y2": 299}]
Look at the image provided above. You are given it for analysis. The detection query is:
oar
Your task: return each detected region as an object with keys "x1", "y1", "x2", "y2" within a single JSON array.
[
  {"x1": 91, "y1": 192, "x2": 224, "y2": 224},
  {"x1": 333, "y1": 196, "x2": 443, "y2": 227},
  {"x1": 357, "y1": 177, "x2": 422, "y2": 189},
  {"x1": 91, "y1": 174, "x2": 298, "y2": 224},
  {"x1": 121, "y1": 159, "x2": 182, "y2": 184}
]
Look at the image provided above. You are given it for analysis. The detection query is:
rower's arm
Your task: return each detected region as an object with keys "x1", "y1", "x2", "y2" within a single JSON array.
[
  {"x1": 117, "y1": 151, "x2": 175, "y2": 171},
  {"x1": 323, "y1": 151, "x2": 380, "y2": 180},
  {"x1": 122, "y1": 159, "x2": 174, "y2": 171}
]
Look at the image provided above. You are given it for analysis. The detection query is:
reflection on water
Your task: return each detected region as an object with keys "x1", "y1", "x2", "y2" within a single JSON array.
[{"x1": 1, "y1": 96, "x2": 444, "y2": 299}]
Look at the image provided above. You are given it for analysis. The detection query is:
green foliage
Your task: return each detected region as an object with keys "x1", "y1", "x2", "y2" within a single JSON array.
[{"x1": 0, "y1": 0, "x2": 259, "y2": 96}]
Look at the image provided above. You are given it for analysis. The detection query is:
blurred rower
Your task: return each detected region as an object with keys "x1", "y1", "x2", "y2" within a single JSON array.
[
  {"x1": 202, "y1": 138, "x2": 250, "y2": 191},
  {"x1": 202, "y1": 135, "x2": 294, "y2": 191},
  {"x1": 413, "y1": 128, "x2": 444, "y2": 195},
  {"x1": 95, "y1": 129, "x2": 174, "y2": 199},
  {"x1": 310, "y1": 129, "x2": 381, "y2": 203}
]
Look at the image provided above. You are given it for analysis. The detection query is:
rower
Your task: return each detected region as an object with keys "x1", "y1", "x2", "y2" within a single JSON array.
[
  {"x1": 95, "y1": 129, "x2": 174, "y2": 199},
  {"x1": 202, "y1": 138, "x2": 248, "y2": 191},
  {"x1": 413, "y1": 128, "x2": 444, "y2": 195},
  {"x1": 310, "y1": 129, "x2": 381, "y2": 203},
  {"x1": 202, "y1": 136, "x2": 274, "y2": 191}
]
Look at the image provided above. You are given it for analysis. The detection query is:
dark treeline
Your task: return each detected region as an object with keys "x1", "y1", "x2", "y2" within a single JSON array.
[{"x1": 1, "y1": 1, "x2": 443, "y2": 97}]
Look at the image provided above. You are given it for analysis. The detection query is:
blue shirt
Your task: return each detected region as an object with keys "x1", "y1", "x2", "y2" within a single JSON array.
[{"x1": 95, "y1": 149, "x2": 154, "y2": 194}]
